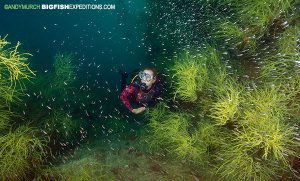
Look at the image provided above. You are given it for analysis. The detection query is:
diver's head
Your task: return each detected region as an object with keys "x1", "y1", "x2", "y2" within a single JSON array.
[{"x1": 139, "y1": 67, "x2": 157, "y2": 91}]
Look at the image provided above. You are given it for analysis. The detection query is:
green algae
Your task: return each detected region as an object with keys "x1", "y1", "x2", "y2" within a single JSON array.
[{"x1": 0, "y1": 125, "x2": 47, "y2": 180}]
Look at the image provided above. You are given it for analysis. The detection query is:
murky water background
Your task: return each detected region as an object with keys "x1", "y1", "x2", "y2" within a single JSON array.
[{"x1": 1, "y1": 0, "x2": 150, "y2": 134}]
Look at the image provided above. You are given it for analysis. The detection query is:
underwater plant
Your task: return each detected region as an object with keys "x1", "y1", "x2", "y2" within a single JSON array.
[
  {"x1": 0, "y1": 35, "x2": 42, "y2": 180},
  {"x1": 232, "y1": 0, "x2": 295, "y2": 33},
  {"x1": 258, "y1": 24, "x2": 300, "y2": 125},
  {"x1": 32, "y1": 52, "x2": 76, "y2": 102},
  {"x1": 0, "y1": 104, "x2": 13, "y2": 132},
  {"x1": 209, "y1": 79, "x2": 242, "y2": 125},
  {"x1": 215, "y1": 119, "x2": 299, "y2": 181},
  {"x1": 172, "y1": 46, "x2": 223, "y2": 102},
  {"x1": 145, "y1": 110, "x2": 199, "y2": 159},
  {"x1": 214, "y1": 20, "x2": 257, "y2": 52},
  {"x1": 276, "y1": 25, "x2": 300, "y2": 56},
  {"x1": 149, "y1": 46, "x2": 300, "y2": 179},
  {"x1": 172, "y1": 53, "x2": 202, "y2": 102},
  {"x1": 200, "y1": 45, "x2": 223, "y2": 70},
  {"x1": 0, "y1": 78, "x2": 22, "y2": 104},
  {"x1": 141, "y1": 1, "x2": 300, "y2": 180},
  {"x1": 191, "y1": 121, "x2": 230, "y2": 168},
  {"x1": 216, "y1": 144, "x2": 279, "y2": 181},
  {"x1": 200, "y1": 66, "x2": 232, "y2": 116},
  {"x1": 44, "y1": 110, "x2": 77, "y2": 140},
  {"x1": 214, "y1": 82, "x2": 300, "y2": 180},
  {"x1": 194, "y1": 45, "x2": 223, "y2": 92},
  {"x1": 260, "y1": 25, "x2": 300, "y2": 84},
  {"x1": 283, "y1": 76, "x2": 300, "y2": 120},
  {"x1": 0, "y1": 125, "x2": 46, "y2": 180},
  {"x1": 144, "y1": 102, "x2": 168, "y2": 122},
  {"x1": 236, "y1": 122, "x2": 299, "y2": 164},
  {"x1": 0, "y1": 35, "x2": 35, "y2": 105},
  {"x1": 53, "y1": 52, "x2": 75, "y2": 91},
  {"x1": 260, "y1": 56, "x2": 297, "y2": 83},
  {"x1": 241, "y1": 85, "x2": 299, "y2": 159},
  {"x1": 0, "y1": 35, "x2": 35, "y2": 91},
  {"x1": 243, "y1": 85, "x2": 291, "y2": 123}
]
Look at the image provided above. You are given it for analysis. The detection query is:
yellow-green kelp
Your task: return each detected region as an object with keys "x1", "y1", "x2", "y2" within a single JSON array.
[
  {"x1": 145, "y1": 46, "x2": 300, "y2": 180},
  {"x1": 0, "y1": 35, "x2": 48, "y2": 180},
  {"x1": 0, "y1": 35, "x2": 35, "y2": 105},
  {"x1": 0, "y1": 126, "x2": 47, "y2": 180},
  {"x1": 171, "y1": 46, "x2": 222, "y2": 102}
]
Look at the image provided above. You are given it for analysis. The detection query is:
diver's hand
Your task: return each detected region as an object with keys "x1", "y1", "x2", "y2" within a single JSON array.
[{"x1": 131, "y1": 107, "x2": 146, "y2": 114}]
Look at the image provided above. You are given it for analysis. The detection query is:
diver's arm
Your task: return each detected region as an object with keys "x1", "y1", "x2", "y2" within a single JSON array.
[{"x1": 119, "y1": 84, "x2": 135, "y2": 111}]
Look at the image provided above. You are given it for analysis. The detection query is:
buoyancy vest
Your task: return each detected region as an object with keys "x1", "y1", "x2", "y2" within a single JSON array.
[{"x1": 131, "y1": 77, "x2": 161, "y2": 105}]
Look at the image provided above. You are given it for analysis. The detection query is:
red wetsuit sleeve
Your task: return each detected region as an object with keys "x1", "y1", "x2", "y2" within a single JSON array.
[{"x1": 119, "y1": 84, "x2": 136, "y2": 111}]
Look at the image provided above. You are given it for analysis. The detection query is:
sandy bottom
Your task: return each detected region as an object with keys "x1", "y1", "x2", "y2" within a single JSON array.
[{"x1": 54, "y1": 131, "x2": 204, "y2": 181}]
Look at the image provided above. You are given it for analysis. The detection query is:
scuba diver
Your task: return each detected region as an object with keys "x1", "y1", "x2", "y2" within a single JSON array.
[{"x1": 119, "y1": 67, "x2": 163, "y2": 114}]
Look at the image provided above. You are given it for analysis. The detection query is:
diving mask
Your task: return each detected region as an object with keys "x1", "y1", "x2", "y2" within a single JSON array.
[{"x1": 138, "y1": 71, "x2": 155, "y2": 82}]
